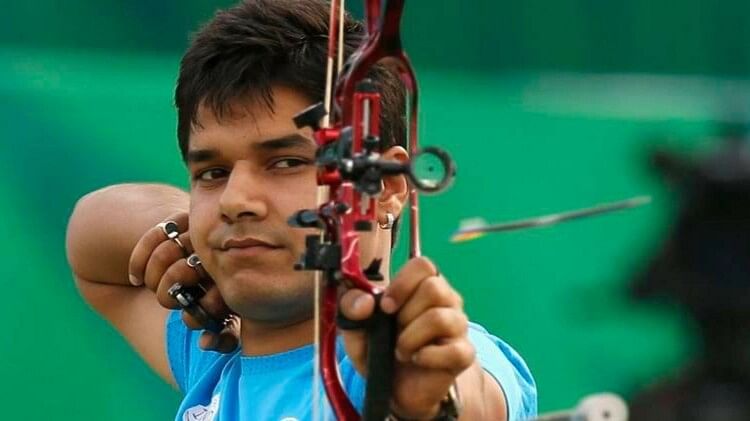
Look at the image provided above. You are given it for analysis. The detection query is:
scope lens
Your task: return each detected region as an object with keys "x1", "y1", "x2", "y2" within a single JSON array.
[{"x1": 410, "y1": 147, "x2": 455, "y2": 193}]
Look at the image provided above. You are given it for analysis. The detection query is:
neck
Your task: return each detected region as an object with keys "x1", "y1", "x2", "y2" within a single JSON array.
[{"x1": 239, "y1": 316, "x2": 316, "y2": 356}]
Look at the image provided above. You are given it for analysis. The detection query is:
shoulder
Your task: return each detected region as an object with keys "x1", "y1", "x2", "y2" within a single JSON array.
[
  {"x1": 165, "y1": 310, "x2": 240, "y2": 393},
  {"x1": 467, "y1": 321, "x2": 538, "y2": 420}
]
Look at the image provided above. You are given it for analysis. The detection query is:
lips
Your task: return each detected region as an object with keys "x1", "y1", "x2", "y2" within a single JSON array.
[
  {"x1": 221, "y1": 237, "x2": 277, "y2": 250},
  {"x1": 219, "y1": 237, "x2": 281, "y2": 258}
]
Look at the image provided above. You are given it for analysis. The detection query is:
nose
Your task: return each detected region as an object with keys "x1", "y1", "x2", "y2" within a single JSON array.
[{"x1": 218, "y1": 162, "x2": 268, "y2": 223}]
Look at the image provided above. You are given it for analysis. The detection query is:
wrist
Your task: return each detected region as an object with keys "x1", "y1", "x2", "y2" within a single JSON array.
[{"x1": 388, "y1": 382, "x2": 462, "y2": 421}]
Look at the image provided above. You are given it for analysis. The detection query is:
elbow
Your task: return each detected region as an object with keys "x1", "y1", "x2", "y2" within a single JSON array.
[
  {"x1": 65, "y1": 184, "x2": 127, "y2": 277},
  {"x1": 66, "y1": 188, "x2": 101, "y2": 277}
]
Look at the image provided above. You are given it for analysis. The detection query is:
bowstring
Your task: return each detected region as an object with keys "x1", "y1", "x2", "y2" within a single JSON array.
[{"x1": 314, "y1": 1, "x2": 345, "y2": 420}]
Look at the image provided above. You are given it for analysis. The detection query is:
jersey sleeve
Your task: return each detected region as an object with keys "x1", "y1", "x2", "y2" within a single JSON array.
[{"x1": 468, "y1": 322, "x2": 537, "y2": 420}]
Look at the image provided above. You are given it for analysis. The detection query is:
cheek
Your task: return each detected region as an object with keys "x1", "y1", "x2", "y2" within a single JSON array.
[
  {"x1": 275, "y1": 177, "x2": 318, "y2": 222},
  {"x1": 286, "y1": 197, "x2": 317, "y2": 220},
  {"x1": 274, "y1": 182, "x2": 322, "y2": 258},
  {"x1": 188, "y1": 195, "x2": 216, "y2": 254},
  {"x1": 281, "y1": 172, "x2": 318, "y2": 204}
]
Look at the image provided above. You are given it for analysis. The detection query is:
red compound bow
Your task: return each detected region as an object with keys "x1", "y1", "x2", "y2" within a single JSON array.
[{"x1": 289, "y1": 1, "x2": 455, "y2": 420}]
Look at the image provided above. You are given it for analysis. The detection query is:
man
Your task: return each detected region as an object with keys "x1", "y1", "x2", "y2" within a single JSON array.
[{"x1": 65, "y1": 0, "x2": 537, "y2": 420}]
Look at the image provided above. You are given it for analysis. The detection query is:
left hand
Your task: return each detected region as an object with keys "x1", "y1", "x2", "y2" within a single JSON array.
[{"x1": 339, "y1": 257, "x2": 475, "y2": 419}]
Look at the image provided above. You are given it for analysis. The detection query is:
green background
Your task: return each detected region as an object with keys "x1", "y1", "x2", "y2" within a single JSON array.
[{"x1": 2, "y1": 1, "x2": 748, "y2": 419}]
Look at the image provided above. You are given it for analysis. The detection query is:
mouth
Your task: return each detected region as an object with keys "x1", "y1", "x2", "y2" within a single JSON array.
[{"x1": 219, "y1": 237, "x2": 282, "y2": 258}]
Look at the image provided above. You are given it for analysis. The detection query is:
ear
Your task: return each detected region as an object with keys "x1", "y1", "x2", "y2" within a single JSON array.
[{"x1": 378, "y1": 146, "x2": 410, "y2": 221}]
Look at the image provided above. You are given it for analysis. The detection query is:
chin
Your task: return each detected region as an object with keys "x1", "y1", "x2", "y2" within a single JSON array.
[{"x1": 217, "y1": 269, "x2": 315, "y2": 322}]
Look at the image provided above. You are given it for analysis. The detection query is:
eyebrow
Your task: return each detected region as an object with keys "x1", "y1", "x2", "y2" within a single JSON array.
[{"x1": 186, "y1": 133, "x2": 316, "y2": 164}]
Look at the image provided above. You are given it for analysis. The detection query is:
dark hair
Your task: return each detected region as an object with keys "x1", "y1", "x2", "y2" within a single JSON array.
[
  {"x1": 175, "y1": 0, "x2": 406, "y2": 158},
  {"x1": 175, "y1": 0, "x2": 406, "y2": 246}
]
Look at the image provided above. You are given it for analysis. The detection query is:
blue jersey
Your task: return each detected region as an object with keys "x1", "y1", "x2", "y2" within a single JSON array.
[{"x1": 166, "y1": 310, "x2": 537, "y2": 421}]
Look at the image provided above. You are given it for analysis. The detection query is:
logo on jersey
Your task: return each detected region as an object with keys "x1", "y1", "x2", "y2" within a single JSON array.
[{"x1": 183, "y1": 394, "x2": 220, "y2": 421}]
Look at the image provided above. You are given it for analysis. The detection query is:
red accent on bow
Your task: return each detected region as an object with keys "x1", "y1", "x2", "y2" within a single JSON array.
[{"x1": 291, "y1": 1, "x2": 453, "y2": 419}]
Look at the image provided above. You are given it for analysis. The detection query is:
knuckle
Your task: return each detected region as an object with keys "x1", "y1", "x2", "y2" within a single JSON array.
[
  {"x1": 455, "y1": 311, "x2": 469, "y2": 333},
  {"x1": 425, "y1": 307, "x2": 452, "y2": 331},
  {"x1": 415, "y1": 256, "x2": 437, "y2": 275},
  {"x1": 455, "y1": 341, "x2": 476, "y2": 368},
  {"x1": 341, "y1": 289, "x2": 363, "y2": 307},
  {"x1": 453, "y1": 290, "x2": 464, "y2": 309},
  {"x1": 158, "y1": 267, "x2": 203, "y2": 309},
  {"x1": 149, "y1": 245, "x2": 171, "y2": 268},
  {"x1": 395, "y1": 334, "x2": 415, "y2": 355},
  {"x1": 423, "y1": 277, "x2": 451, "y2": 304},
  {"x1": 164, "y1": 261, "x2": 197, "y2": 285},
  {"x1": 151, "y1": 273, "x2": 172, "y2": 295},
  {"x1": 422, "y1": 276, "x2": 440, "y2": 295},
  {"x1": 159, "y1": 266, "x2": 177, "y2": 286},
  {"x1": 180, "y1": 233, "x2": 193, "y2": 251}
]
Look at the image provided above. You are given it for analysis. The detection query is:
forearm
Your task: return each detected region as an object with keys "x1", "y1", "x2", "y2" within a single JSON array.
[
  {"x1": 66, "y1": 183, "x2": 188, "y2": 285},
  {"x1": 457, "y1": 362, "x2": 507, "y2": 421}
]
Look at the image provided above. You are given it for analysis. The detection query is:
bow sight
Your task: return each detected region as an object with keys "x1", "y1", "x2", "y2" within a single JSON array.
[
  {"x1": 289, "y1": 78, "x2": 455, "y2": 277},
  {"x1": 293, "y1": 80, "x2": 455, "y2": 198}
]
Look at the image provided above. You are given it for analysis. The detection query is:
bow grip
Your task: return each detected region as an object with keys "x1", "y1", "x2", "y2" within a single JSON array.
[{"x1": 337, "y1": 293, "x2": 397, "y2": 421}]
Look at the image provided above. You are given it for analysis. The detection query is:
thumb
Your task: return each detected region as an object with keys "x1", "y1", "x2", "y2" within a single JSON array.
[{"x1": 338, "y1": 289, "x2": 375, "y2": 375}]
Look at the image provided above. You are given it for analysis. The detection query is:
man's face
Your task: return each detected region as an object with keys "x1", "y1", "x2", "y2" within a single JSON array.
[{"x1": 187, "y1": 87, "x2": 321, "y2": 322}]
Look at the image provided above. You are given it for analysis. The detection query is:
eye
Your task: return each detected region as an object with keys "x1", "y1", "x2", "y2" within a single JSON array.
[
  {"x1": 194, "y1": 168, "x2": 228, "y2": 182},
  {"x1": 270, "y1": 157, "x2": 309, "y2": 170}
]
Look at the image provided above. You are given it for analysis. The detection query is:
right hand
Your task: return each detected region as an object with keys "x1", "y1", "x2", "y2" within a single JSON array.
[{"x1": 128, "y1": 211, "x2": 240, "y2": 353}]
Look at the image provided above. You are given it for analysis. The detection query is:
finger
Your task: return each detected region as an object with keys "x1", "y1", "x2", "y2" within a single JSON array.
[
  {"x1": 213, "y1": 329, "x2": 240, "y2": 353},
  {"x1": 338, "y1": 289, "x2": 375, "y2": 321},
  {"x1": 143, "y1": 238, "x2": 191, "y2": 292},
  {"x1": 128, "y1": 226, "x2": 168, "y2": 287},
  {"x1": 201, "y1": 285, "x2": 232, "y2": 316},
  {"x1": 179, "y1": 232, "x2": 193, "y2": 255},
  {"x1": 196, "y1": 285, "x2": 231, "y2": 320},
  {"x1": 213, "y1": 316, "x2": 241, "y2": 353},
  {"x1": 170, "y1": 231, "x2": 193, "y2": 258},
  {"x1": 176, "y1": 284, "x2": 231, "y2": 331},
  {"x1": 409, "y1": 338, "x2": 476, "y2": 375},
  {"x1": 396, "y1": 307, "x2": 468, "y2": 363},
  {"x1": 381, "y1": 257, "x2": 438, "y2": 314},
  {"x1": 128, "y1": 212, "x2": 189, "y2": 286},
  {"x1": 181, "y1": 308, "x2": 205, "y2": 330},
  {"x1": 338, "y1": 289, "x2": 376, "y2": 375},
  {"x1": 396, "y1": 275, "x2": 463, "y2": 327},
  {"x1": 199, "y1": 331, "x2": 220, "y2": 350},
  {"x1": 176, "y1": 278, "x2": 232, "y2": 333},
  {"x1": 156, "y1": 258, "x2": 206, "y2": 309},
  {"x1": 195, "y1": 316, "x2": 240, "y2": 352}
]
